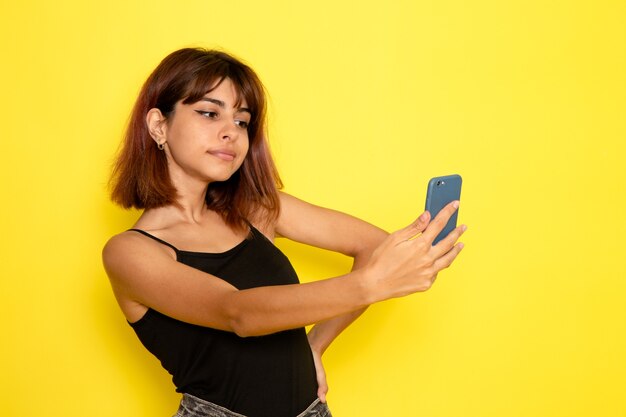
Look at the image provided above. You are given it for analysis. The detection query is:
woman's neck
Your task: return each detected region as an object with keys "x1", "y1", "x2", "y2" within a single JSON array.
[
  {"x1": 138, "y1": 181, "x2": 212, "y2": 229},
  {"x1": 166, "y1": 169, "x2": 213, "y2": 224}
]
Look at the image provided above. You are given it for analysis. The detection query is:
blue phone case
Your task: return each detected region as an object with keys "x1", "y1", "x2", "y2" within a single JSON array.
[{"x1": 425, "y1": 174, "x2": 462, "y2": 245}]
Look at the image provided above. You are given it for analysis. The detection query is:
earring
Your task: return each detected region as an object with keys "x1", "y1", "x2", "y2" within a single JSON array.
[{"x1": 158, "y1": 141, "x2": 165, "y2": 150}]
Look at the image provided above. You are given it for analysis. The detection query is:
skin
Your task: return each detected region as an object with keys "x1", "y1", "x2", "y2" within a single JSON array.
[{"x1": 102, "y1": 78, "x2": 467, "y2": 403}]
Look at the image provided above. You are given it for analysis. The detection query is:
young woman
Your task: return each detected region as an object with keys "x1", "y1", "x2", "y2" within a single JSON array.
[{"x1": 103, "y1": 48, "x2": 466, "y2": 417}]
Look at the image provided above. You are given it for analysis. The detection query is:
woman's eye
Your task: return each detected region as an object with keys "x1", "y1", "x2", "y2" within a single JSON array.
[
  {"x1": 235, "y1": 120, "x2": 249, "y2": 129},
  {"x1": 195, "y1": 110, "x2": 218, "y2": 118}
]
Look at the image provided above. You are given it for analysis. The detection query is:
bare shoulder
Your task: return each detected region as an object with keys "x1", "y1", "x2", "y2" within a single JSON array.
[
  {"x1": 102, "y1": 231, "x2": 140, "y2": 262},
  {"x1": 102, "y1": 232, "x2": 136, "y2": 276},
  {"x1": 102, "y1": 231, "x2": 174, "y2": 279},
  {"x1": 102, "y1": 231, "x2": 176, "y2": 321},
  {"x1": 246, "y1": 195, "x2": 295, "y2": 240},
  {"x1": 102, "y1": 228, "x2": 239, "y2": 328},
  {"x1": 102, "y1": 231, "x2": 175, "y2": 312},
  {"x1": 246, "y1": 192, "x2": 309, "y2": 239}
]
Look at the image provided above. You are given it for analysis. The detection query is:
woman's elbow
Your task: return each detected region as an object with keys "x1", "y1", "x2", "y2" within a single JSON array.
[
  {"x1": 222, "y1": 298, "x2": 267, "y2": 338},
  {"x1": 229, "y1": 317, "x2": 271, "y2": 338}
]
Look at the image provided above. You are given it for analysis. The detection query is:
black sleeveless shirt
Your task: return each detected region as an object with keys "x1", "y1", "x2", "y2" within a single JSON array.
[{"x1": 128, "y1": 227, "x2": 318, "y2": 417}]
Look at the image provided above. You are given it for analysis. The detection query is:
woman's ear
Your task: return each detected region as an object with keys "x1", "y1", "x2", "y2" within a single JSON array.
[{"x1": 146, "y1": 108, "x2": 167, "y2": 146}]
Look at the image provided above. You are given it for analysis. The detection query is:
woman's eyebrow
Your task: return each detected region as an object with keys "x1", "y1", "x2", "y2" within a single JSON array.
[
  {"x1": 200, "y1": 97, "x2": 251, "y2": 115},
  {"x1": 200, "y1": 97, "x2": 225, "y2": 107}
]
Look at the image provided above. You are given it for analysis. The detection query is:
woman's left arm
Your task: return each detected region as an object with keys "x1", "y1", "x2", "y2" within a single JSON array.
[
  {"x1": 274, "y1": 192, "x2": 389, "y2": 401},
  {"x1": 306, "y1": 253, "x2": 374, "y2": 402}
]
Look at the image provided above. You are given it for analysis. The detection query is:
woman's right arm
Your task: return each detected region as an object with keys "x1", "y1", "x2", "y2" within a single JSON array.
[{"x1": 102, "y1": 201, "x2": 465, "y2": 337}]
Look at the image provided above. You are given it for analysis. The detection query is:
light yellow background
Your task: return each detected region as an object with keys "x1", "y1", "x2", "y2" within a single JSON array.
[{"x1": 1, "y1": 1, "x2": 624, "y2": 416}]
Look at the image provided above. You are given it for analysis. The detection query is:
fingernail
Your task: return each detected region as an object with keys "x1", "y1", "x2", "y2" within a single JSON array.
[
  {"x1": 458, "y1": 242, "x2": 465, "y2": 250},
  {"x1": 461, "y1": 224, "x2": 467, "y2": 232},
  {"x1": 419, "y1": 212, "x2": 427, "y2": 221},
  {"x1": 452, "y1": 201, "x2": 460, "y2": 209}
]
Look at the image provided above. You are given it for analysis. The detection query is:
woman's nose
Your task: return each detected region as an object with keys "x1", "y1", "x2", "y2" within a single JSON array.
[{"x1": 220, "y1": 122, "x2": 238, "y2": 141}]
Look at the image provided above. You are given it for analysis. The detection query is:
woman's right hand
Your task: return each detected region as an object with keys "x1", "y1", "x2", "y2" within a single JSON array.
[{"x1": 363, "y1": 200, "x2": 466, "y2": 302}]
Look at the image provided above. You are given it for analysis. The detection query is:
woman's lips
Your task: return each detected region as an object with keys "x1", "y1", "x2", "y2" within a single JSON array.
[{"x1": 208, "y1": 150, "x2": 236, "y2": 161}]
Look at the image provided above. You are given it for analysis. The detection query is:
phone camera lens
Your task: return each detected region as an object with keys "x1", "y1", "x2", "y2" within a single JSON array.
[{"x1": 437, "y1": 180, "x2": 445, "y2": 186}]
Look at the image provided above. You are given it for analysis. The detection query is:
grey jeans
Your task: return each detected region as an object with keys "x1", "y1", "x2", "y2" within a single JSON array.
[{"x1": 174, "y1": 393, "x2": 333, "y2": 417}]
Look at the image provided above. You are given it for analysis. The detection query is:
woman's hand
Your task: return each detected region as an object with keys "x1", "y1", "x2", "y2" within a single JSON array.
[
  {"x1": 309, "y1": 344, "x2": 328, "y2": 403},
  {"x1": 364, "y1": 200, "x2": 466, "y2": 302}
]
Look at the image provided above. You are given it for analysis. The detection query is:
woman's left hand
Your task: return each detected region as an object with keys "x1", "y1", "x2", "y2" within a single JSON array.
[{"x1": 310, "y1": 347, "x2": 328, "y2": 403}]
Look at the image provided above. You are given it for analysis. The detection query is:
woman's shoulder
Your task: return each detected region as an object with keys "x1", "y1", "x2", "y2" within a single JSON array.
[
  {"x1": 105, "y1": 207, "x2": 181, "y2": 255},
  {"x1": 250, "y1": 192, "x2": 302, "y2": 240},
  {"x1": 102, "y1": 229, "x2": 175, "y2": 275},
  {"x1": 103, "y1": 228, "x2": 155, "y2": 251},
  {"x1": 102, "y1": 230, "x2": 141, "y2": 260},
  {"x1": 248, "y1": 195, "x2": 294, "y2": 240}
]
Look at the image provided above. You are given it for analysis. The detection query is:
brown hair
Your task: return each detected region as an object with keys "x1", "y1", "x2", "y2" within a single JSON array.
[{"x1": 109, "y1": 48, "x2": 282, "y2": 230}]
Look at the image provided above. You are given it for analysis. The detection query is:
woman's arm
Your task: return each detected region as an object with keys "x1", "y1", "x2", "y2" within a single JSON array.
[
  {"x1": 305, "y1": 248, "x2": 375, "y2": 352},
  {"x1": 104, "y1": 233, "x2": 370, "y2": 336},
  {"x1": 103, "y1": 198, "x2": 464, "y2": 337},
  {"x1": 305, "y1": 252, "x2": 376, "y2": 403},
  {"x1": 274, "y1": 192, "x2": 426, "y2": 401},
  {"x1": 274, "y1": 192, "x2": 390, "y2": 354}
]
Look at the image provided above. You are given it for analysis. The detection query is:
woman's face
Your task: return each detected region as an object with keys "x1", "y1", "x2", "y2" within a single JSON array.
[{"x1": 158, "y1": 78, "x2": 251, "y2": 186}]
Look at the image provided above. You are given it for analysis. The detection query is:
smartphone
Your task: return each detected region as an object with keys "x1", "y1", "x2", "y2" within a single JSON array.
[{"x1": 425, "y1": 174, "x2": 462, "y2": 245}]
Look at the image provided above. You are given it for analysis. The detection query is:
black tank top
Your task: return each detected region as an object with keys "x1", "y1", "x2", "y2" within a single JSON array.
[{"x1": 127, "y1": 226, "x2": 317, "y2": 417}]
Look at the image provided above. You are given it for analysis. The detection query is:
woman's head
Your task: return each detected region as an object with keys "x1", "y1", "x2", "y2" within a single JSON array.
[{"x1": 110, "y1": 48, "x2": 282, "y2": 229}]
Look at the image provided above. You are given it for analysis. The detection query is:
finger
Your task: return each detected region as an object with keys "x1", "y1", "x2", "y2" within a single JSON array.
[
  {"x1": 310, "y1": 349, "x2": 328, "y2": 403},
  {"x1": 432, "y1": 242, "x2": 465, "y2": 272},
  {"x1": 421, "y1": 201, "x2": 459, "y2": 244},
  {"x1": 318, "y1": 382, "x2": 328, "y2": 403},
  {"x1": 316, "y1": 366, "x2": 328, "y2": 403},
  {"x1": 394, "y1": 211, "x2": 431, "y2": 241},
  {"x1": 432, "y1": 224, "x2": 467, "y2": 257}
]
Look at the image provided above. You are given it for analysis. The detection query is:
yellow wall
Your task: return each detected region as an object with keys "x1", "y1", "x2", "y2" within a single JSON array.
[{"x1": 1, "y1": 1, "x2": 624, "y2": 415}]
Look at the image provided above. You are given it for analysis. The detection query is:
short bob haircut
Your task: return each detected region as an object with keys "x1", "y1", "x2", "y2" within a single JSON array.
[{"x1": 109, "y1": 48, "x2": 282, "y2": 230}]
